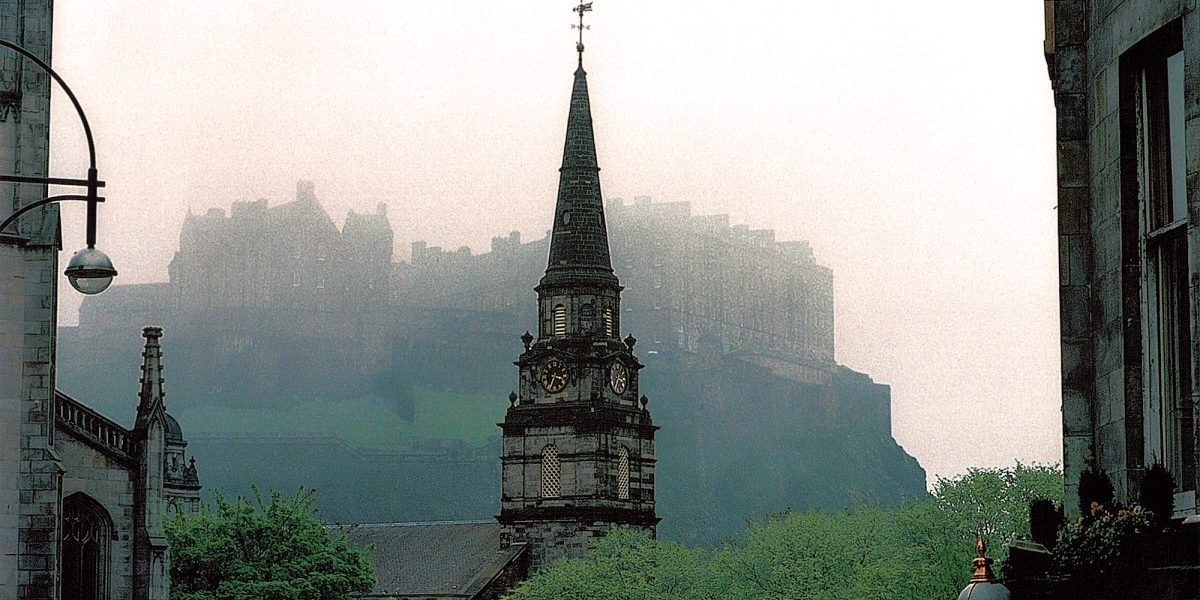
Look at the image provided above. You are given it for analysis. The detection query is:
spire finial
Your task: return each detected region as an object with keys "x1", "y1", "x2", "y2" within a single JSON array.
[
  {"x1": 969, "y1": 534, "x2": 997, "y2": 583},
  {"x1": 572, "y1": 2, "x2": 593, "y2": 65}
]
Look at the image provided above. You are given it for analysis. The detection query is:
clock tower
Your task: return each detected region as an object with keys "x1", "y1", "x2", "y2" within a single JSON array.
[{"x1": 498, "y1": 6, "x2": 658, "y2": 572}]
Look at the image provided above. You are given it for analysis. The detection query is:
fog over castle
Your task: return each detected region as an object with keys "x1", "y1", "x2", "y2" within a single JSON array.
[
  {"x1": 63, "y1": 182, "x2": 924, "y2": 543},
  {"x1": 47, "y1": 1, "x2": 1061, "y2": 485}
]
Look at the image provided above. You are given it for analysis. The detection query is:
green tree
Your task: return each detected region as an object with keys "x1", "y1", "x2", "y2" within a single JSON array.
[
  {"x1": 895, "y1": 462, "x2": 1063, "y2": 597},
  {"x1": 165, "y1": 488, "x2": 374, "y2": 600},
  {"x1": 506, "y1": 464, "x2": 1064, "y2": 600},
  {"x1": 710, "y1": 507, "x2": 925, "y2": 600},
  {"x1": 505, "y1": 528, "x2": 710, "y2": 600}
]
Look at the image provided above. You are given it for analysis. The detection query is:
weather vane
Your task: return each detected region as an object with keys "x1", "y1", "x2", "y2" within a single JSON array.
[{"x1": 572, "y1": 2, "x2": 593, "y2": 59}]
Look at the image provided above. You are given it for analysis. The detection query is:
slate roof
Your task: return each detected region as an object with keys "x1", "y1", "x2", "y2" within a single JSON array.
[
  {"x1": 332, "y1": 521, "x2": 527, "y2": 599},
  {"x1": 540, "y1": 63, "x2": 619, "y2": 289}
]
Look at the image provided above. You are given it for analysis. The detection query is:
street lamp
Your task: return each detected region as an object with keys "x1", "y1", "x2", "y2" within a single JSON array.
[{"x1": 0, "y1": 38, "x2": 117, "y2": 295}]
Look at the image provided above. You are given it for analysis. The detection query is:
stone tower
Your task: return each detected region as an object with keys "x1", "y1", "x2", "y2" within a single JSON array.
[
  {"x1": 0, "y1": 2, "x2": 62, "y2": 599},
  {"x1": 497, "y1": 29, "x2": 659, "y2": 572}
]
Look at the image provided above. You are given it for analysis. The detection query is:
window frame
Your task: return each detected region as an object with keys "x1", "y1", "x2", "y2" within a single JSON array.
[{"x1": 1120, "y1": 19, "x2": 1194, "y2": 506}]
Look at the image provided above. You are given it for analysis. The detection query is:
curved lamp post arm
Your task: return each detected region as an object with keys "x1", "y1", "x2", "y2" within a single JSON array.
[
  {"x1": 0, "y1": 38, "x2": 95, "y2": 170},
  {"x1": 0, "y1": 194, "x2": 95, "y2": 234},
  {"x1": 0, "y1": 38, "x2": 104, "y2": 248},
  {"x1": 0, "y1": 39, "x2": 117, "y2": 294}
]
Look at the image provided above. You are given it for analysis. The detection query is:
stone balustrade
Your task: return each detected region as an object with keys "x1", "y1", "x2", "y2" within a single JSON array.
[{"x1": 55, "y1": 393, "x2": 134, "y2": 459}]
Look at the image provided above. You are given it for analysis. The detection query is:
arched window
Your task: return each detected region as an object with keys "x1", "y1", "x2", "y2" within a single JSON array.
[
  {"x1": 553, "y1": 305, "x2": 567, "y2": 336},
  {"x1": 541, "y1": 445, "x2": 561, "y2": 498},
  {"x1": 617, "y1": 447, "x2": 631, "y2": 500},
  {"x1": 604, "y1": 308, "x2": 615, "y2": 337},
  {"x1": 61, "y1": 493, "x2": 112, "y2": 600}
]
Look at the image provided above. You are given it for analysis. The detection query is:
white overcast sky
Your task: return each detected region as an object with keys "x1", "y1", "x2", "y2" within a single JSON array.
[{"x1": 46, "y1": 1, "x2": 1061, "y2": 485}]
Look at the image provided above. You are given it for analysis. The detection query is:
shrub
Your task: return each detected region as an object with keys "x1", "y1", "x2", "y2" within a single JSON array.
[
  {"x1": 1028, "y1": 498, "x2": 1063, "y2": 551},
  {"x1": 1138, "y1": 463, "x2": 1175, "y2": 525},
  {"x1": 1078, "y1": 468, "x2": 1115, "y2": 517}
]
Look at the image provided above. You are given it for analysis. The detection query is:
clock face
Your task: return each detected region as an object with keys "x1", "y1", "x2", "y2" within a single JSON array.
[
  {"x1": 540, "y1": 358, "x2": 568, "y2": 393},
  {"x1": 609, "y1": 362, "x2": 628, "y2": 394}
]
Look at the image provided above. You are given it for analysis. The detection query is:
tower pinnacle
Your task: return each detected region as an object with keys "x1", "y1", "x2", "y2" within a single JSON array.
[{"x1": 135, "y1": 326, "x2": 167, "y2": 431}]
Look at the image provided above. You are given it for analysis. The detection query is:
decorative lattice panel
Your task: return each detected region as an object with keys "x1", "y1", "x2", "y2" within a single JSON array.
[
  {"x1": 617, "y1": 447, "x2": 630, "y2": 499},
  {"x1": 541, "y1": 445, "x2": 561, "y2": 498}
]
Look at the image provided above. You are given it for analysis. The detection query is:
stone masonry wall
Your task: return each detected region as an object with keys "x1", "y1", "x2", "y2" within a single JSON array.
[
  {"x1": 1050, "y1": 0, "x2": 1199, "y2": 515},
  {"x1": 57, "y1": 435, "x2": 137, "y2": 600},
  {"x1": 0, "y1": 1, "x2": 60, "y2": 598},
  {"x1": 1049, "y1": 0, "x2": 1096, "y2": 520}
]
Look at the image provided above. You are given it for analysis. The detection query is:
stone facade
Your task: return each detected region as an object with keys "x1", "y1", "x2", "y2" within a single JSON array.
[
  {"x1": 497, "y1": 57, "x2": 658, "y2": 573},
  {"x1": 1045, "y1": 0, "x2": 1200, "y2": 516},
  {"x1": 0, "y1": 3, "x2": 201, "y2": 598}
]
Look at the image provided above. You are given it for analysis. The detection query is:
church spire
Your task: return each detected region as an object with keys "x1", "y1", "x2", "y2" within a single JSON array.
[
  {"x1": 500, "y1": 7, "x2": 657, "y2": 570},
  {"x1": 541, "y1": 1, "x2": 616, "y2": 289}
]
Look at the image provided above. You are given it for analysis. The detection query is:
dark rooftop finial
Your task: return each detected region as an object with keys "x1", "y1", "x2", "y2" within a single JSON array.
[{"x1": 572, "y1": 2, "x2": 593, "y2": 66}]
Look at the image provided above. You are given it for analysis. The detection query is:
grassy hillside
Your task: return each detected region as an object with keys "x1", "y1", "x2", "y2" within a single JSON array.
[{"x1": 174, "y1": 387, "x2": 503, "y2": 450}]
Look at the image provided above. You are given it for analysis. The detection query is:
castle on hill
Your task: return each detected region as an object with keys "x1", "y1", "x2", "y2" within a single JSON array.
[{"x1": 80, "y1": 188, "x2": 837, "y2": 389}]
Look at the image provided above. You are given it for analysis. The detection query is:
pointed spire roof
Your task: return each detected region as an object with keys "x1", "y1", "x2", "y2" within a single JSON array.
[
  {"x1": 136, "y1": 326, "x2": 166, "y2": 426},
  {"x1": 539, "y1": 61, "x2": 618, "y2": 289}
]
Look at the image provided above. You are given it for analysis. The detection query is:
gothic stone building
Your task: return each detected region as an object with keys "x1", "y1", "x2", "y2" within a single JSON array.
[
  {"x1": 338, "y1": 39, "x2": 657, "y2": 598},
  {"x1": 0, "y1": 3, "x2": 201, "y2": 599},
  {"x1": 1045, "y1": 0, "x2": 1199, "y2": 516}
]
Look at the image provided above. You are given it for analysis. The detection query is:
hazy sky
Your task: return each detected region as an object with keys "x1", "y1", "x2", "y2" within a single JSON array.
[{"x1": 46, "y1": 1, "x2": 1061, "y2": 485}]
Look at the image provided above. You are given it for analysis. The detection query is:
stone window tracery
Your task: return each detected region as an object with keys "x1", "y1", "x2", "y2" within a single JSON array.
[{"x1": 61, "y1": 494, "x2": 112, "y2": 600}]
